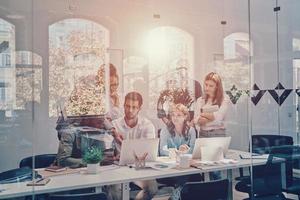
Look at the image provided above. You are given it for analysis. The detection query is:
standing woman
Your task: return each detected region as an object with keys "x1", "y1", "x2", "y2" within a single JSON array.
[
  {"x1": 106, "y1": 63, "x2": 123, "y2": 121},
  {"x1": 195, "y1": 72, "x2": 229, "y2": 138},
  {"x1": 194, "y1": 72, "x2": 230, "y2": 180}
]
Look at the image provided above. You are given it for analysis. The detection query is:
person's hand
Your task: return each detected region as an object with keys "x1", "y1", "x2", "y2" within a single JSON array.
[
  {"x1": 200, "y1": 112, "x2": 214, "y2": 121},
  {"x1": 198, "y1": 116, "x2": 209, "y2": 126},
  {"x1": 187, "y1": 120, "x2": 195, "y2": 127},
  {"x1": 115, "y1": 133, "x2": 124, "y2": 145},
  {"x1": 178, "y1": 144, "x2": 190, "y2": 153},
  {"x1": 112, "y1": 129, "x2": 124, "y2": 145}
]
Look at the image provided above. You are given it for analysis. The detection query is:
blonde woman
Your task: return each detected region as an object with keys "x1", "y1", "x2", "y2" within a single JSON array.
[
  {"x1": 195, "y1": 72, "x2": 230, "y2": 138},
  {"x1": 159, "y1": 103, "x2": 196, "y2": 156}
]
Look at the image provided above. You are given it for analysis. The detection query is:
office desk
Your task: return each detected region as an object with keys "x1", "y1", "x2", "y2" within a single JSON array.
[{"x1": 0, "y1": 150, "x2": 268, "y2": 200}]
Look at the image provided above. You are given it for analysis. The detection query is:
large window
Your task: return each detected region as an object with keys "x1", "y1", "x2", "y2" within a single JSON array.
[
  {"x1": 15, "y1": 51, "x2": 42, "y2": 109},
  {"x1": 215, "y1": 32, "x2": 252, "y2": 91},
  {"x1": 0, "y1": 18, "x2": 15, "y2": 111},
  {"x1": 146, "y1": 26, "x2": 194, "y2": 110},
  {"x1": 49, "y1": 18, "x2": 109, "y2": 117}
]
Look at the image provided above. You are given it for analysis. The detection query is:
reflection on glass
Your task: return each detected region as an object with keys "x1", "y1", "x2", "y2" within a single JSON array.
[
  {"x1": 49, "y1": 18, "x2": 109, "y2": 117},
  {"x1": 146, "y1": 26, "x2": 194, "y2": 110},
  {"x1": 293, "y1": 59, "x2": 300, "y2": 143},
  {"x1": 15, "y1": 51, "x2": 42, "y2": 109},
  {"x1": 293, "y1": 38, "x2": 300, "y2": 51},
  {"x1": 0, "y1": 18, "x2": 15, "y2": 112},
  {"x1": 218, "y1": 32, "x2": 252, "y2": 91}
]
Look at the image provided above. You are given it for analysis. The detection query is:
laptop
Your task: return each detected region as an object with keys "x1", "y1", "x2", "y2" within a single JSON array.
[
  {"x1": 192, "y1": 136, "x2": 231, "y2": 159},
  {"x1": 118, "y1": 138, "x2": 159, "y2": 165}
]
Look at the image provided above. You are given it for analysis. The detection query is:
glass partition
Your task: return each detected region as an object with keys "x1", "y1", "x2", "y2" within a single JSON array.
[
  {"x1": 3, "y1": 0, "x2": 300, "y2": 199},
  {"x1": 0, "y1": 0, "x2": 35, "y2": 198},
  {"x1": 248, "y1": 0, "x2": 300, "y2": 199}
]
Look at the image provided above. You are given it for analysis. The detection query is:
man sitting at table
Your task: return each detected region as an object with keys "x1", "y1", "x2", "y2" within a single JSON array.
[{"x1": 108, "y1": 91, "x2": 158, "y2": 200}]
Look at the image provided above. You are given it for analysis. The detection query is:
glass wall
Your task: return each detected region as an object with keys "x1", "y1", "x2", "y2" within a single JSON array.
[
  {"x1": 248, "y1": 0, "x2": 300, "y2": 199},
  {"x1": 0, "y1": 0, "x2": 299, "y2": 199}
]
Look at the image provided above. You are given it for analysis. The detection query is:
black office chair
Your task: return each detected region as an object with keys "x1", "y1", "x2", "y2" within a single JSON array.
[
  {"x1": 0, "y1": 167, "x2": 40, "y2": 184},
  {"x1": 49, "y1": 191, "x2": 107, "y2": 200},
  {"x1": 236, "y1": 134, "x2": 293, "y2": 181},
  {"x1": 269, "y1": 145, "x2": 300, "y2": 199},
  {"x1": 236, "y1": 144, "x2": 300, "y2": 200},
  {"x1": 180, "y1": 179, "x2": 229, "y2": 200},
  {"x1": 19, "y1": 154, "x2": 57, "y2": 169}
]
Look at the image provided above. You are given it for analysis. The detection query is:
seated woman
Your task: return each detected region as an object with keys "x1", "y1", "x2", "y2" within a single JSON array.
[
  {"x1": 158, "y1": 104, "x2": 202, "y2": 200},
  {"x1": 159, "y1": 103, "x2": 196, "y2": 156}
]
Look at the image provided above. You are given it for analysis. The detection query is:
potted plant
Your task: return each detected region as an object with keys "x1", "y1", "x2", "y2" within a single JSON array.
[{"x1": 83, "y1": 146, "x2": 103, "y2": 174}]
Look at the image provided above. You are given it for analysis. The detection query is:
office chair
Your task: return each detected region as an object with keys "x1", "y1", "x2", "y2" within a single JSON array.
[
  {"x1": 236, "y1": 134, "x2": 293, "y2": 181},
  {"x1": 269, "y1": 145, "x2": 300, "y2": 199},
  {"x1": 236, "y1": 145, "x2": 300, "y2": 200},
  {"x1": 19, "y1": 154, "x2": 57, "y2": 169},
  {"x1": 49, "y1": 191, "x2": 107, "y2": 200},
  {"x1": 180, "y1": 179, "x2": 229, "y2": 200},
  {"x1": 0, "y1": 167, "x2": 40, "y2": 184}
]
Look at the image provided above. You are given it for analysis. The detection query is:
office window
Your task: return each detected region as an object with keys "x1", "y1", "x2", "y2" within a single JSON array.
[
  {"x1": 0, "y1": 18, "x2": 15, "y2": 110},
  {"x1": 216, "y1": 32, "x2": 252, "y2": 91},
  {"x1": 0, "y1": 86, "x2": 5, "y2": 101},
  {"x1": 15, "y1": 51, "x2": 42, "y2": 109},
  {"x1": 293, "y1": 38, "x2": 300, "y2": 52},
  {"x1": 146, "y1": 26, "x2": 194, "y2": 109},
  {"x1": 49, "y1": 18, "x2": 109, "y2": 117}
]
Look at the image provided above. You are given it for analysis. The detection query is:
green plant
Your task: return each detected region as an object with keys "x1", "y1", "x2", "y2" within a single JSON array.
[{"x1": 83, "y1": 146, "x2": 103, "y2": 164}]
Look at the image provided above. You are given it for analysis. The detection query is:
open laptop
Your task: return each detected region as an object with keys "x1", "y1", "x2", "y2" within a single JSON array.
[
  {"x1": 118, "y1": 138, "x2": 159, "y2": 165},
  {"x1": 192, "y1": 136, "x2": 231, "y2": 159}
]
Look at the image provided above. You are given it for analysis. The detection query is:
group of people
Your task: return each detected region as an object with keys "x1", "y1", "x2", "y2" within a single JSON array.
[{"x1": 55, "y1": 63, "x2": 230, "y2": 200}]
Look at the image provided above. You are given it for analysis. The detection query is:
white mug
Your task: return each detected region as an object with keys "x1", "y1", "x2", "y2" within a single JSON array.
[{"x1": 179, "y1": 154, "x2": 192, "y2": 168}]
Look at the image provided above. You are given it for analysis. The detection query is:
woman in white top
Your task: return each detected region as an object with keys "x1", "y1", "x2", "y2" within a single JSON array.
[{"x1": 194, "y1": 72, "x2": 230, "y2": 137}]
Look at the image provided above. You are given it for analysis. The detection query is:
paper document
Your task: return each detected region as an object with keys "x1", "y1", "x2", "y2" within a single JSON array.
[
  {"x1": 146, "y1": 162, "x2": 176, "y2": 171},
  {"x1": 239, "y1": 154, "x2": 269, "y2": 159}
]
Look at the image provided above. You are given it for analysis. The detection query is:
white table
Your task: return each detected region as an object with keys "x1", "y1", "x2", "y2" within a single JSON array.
[{"x1": 0, "y1": 150, "x2": 268, "y2": 200}]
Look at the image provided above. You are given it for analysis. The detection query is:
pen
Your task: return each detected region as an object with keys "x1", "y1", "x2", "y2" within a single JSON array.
[{"x1": 35, "y1": 178, "x2": 45, "y2": 183}]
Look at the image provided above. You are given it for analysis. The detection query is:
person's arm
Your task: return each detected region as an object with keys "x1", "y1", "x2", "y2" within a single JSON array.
[
  {"x1": 56, "y1": 130, "x2": 84, "y2": 167},
  {"x1": 111, "y1": 120, "x2": 124, "y2": 145},
  {"x1": 212, "y1": 96, "x2": 230, "y2": 122},
  {"x1": 194, "y1": 98, "x2": 202, "y2": 123},
  {"x1": 159, "y1": 128, "x2": 170, "y2": 156}
]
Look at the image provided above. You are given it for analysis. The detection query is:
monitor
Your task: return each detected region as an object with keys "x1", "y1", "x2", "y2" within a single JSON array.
[{"x1": 119, "y1": 138, "x2": 159, "y2": 165}]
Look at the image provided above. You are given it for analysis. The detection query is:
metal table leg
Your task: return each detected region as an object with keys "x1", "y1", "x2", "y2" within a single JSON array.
[
  {"x1": 227, "y1": 169, "x2": 233, "y2": 200},
  {"x1": 122, "y1": 182, "x2": 130, "y2": 200}
]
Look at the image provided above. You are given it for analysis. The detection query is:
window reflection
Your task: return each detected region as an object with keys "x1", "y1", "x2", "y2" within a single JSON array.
[
  {"x1": 15, "y1": 51, "x2": 42, "y2": 109},
  {"x1": 49, "y1": 18, "x2": 109, "y2": 117},
  {"x1": 214, "y1": 32, "x2": 252, "y2": 91},
  {"x1": 0, "y1": 18, "x2": 15, "y2": 114},
  {"x1": 146, "y1": 26, "x2": 194, "y2": 110}
]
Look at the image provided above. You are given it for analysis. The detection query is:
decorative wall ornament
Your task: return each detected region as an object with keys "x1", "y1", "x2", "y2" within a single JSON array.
[
  {"x1": 251, "y1": 84, "x2": 266, "y2": 106},
  {"x1": 226, "y1": 85, "x2": 243, "y2": 104},
  {"x1": 268, "y1": 83, "x2": 293, "y2": 106},
  {"x1": 296, "y1": 89, "x2": 300, "y2": 97}
]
